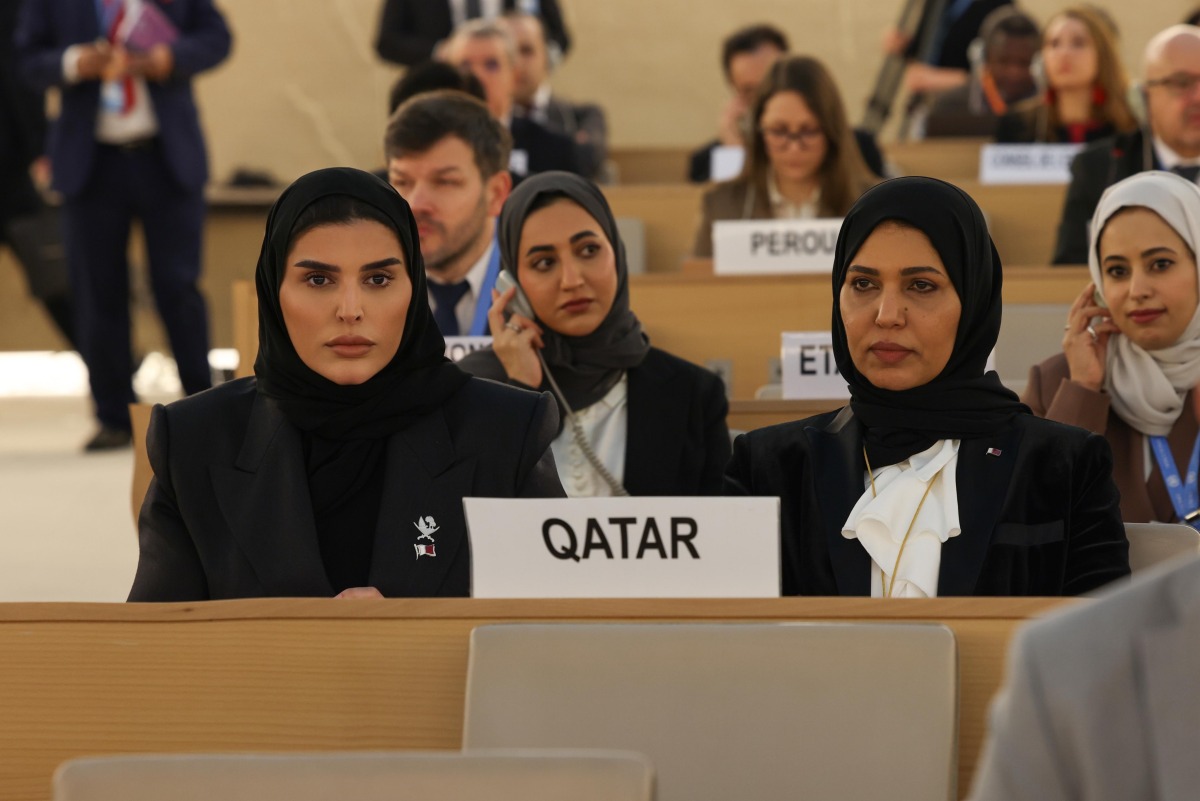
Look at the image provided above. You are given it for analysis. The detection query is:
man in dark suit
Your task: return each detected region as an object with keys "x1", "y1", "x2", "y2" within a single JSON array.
[
  {"x1": 1053, "y1": 25, "x2": 1200, "y2": 264},
  {"x1": 16, "y1": 0, "x2": 231, "y2": 450},
  {"x1": 502, "y1": 11, "x2": 607, "y2": 180},
  {"x1": 442, "y1": 18, "x2": 582, "y2": 179},
  {"x1": 375, "y1": 0, "x2": 570, "y2": 68},
  {"x1": 0, "y1": 0, "x2": 73, "y2": 348}
]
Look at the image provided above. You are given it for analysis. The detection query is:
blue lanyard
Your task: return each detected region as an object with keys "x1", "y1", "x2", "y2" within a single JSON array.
[{"x1": 1149, "y1": 434, "x2": 1200, "y2": 527}]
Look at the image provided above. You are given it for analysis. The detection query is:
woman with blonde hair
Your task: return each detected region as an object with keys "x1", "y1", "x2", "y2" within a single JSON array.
[
  {"x1": 995, "y1": 5, "x2": 1137, "y2": 144},
  {"x1": 692, "y1": 55, "x2": 878, "y2": 258}
]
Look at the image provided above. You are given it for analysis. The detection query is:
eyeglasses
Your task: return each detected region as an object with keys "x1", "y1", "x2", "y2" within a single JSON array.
[
  {"x1": 760, "y1": 125, "x2": 825, "y2": 150},
  {"x1": 1145, "y1": 72, "x2": 1200, "y2": 95}
]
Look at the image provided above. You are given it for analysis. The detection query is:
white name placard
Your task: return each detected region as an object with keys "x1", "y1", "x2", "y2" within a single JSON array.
[
  {"x1": 713, "y1": 218, "x2": 843, "y2": 276},
  {"x1": 781, "y1": 332, "x2": 848, "y2": 400},
  {"x1": 781, "y1": 331, "x2": 998, "y2": 398},
  {"x1": 978, "y1": 143, "x2": 1083, "y2": 185},
  {"x1": 466, "y1": 497, "x2": 781, "y2": 598},
  {"x1": 444, "y1": 336, "x2": 492, "y2": 362}
]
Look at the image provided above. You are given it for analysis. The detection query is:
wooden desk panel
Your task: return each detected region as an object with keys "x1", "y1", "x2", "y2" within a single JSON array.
[
  {"x1": 609, "y1": 147, "x2": 693, "y2": 184},
  {"x1": 601, "y1": 184, "x2": 705, "y2": 273},
  {"x1": 885, "y1": 138, "x2": 987, "y2": 181},
  {"x1": 234, "y1": 266, "x2": 1089, "y2": 397},
  {"x1": 0, "y1": 597, "x2": 1071, "y2": 801}
]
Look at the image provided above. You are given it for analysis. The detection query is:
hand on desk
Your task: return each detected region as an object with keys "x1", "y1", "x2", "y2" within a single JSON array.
[{"x1": 335, "y1": 587, "x2": 384, "y2": 600}]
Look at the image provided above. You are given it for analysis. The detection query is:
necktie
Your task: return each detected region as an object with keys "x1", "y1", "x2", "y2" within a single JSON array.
[
  {"x1": 429, "y1": 280, "x2": 471, "y2": 336},
  {"x1": 1172, "y1": 165, "x2": 1200, "y2": 183},
  {"x1": 465, "y1": 0, "x2": 484, "y2": 19},
  {"x1": 101, "y1": 0, "x2": 135, "y2": 114}
]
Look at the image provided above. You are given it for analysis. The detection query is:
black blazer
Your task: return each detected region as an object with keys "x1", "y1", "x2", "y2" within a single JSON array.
[
  {"x1": 128, "y1": 376, "x2": 564, "y2": 601},
  {"x1": 458, "y1": 347, "x2": 731, "y2": 496},
  {"x1": 1053, "y1": 128, "x2": 1155, "y2": 265},
  {"x1": 374, "y1": 0, "x2": 571, "y2": 67},
  {"x1": 510, "y1": 116, "x2": 584, "y2": 178},
  {"x1": 724, "y1": 407, "x2": 1129, "y2": 597}
]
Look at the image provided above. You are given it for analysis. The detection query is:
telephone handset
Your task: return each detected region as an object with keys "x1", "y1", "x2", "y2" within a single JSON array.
[
  {"x1": 495, "y1": 269, "x2": 535, "y2": 320},
  {"x1": 493, "y1": 269, "x2": 628, "y2": 496}
]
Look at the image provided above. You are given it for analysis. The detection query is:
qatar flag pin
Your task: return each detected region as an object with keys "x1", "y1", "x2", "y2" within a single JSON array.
[{"x1": 986, "y1": 448, "x2": 1002, "y2": 457}]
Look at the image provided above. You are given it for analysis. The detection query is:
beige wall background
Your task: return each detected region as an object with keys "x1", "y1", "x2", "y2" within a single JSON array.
[{"x1": 193, "y1": 0, "x2": 1185, "y2": 185}]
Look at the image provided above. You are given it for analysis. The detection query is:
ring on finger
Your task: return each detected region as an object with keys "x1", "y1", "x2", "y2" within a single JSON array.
[
  {"x1": 505, "y1": 321, "x2": 523, "y2": 333},
  {"x1": 1086, "y1": 324, "x2": 1098, "y2": 343}
]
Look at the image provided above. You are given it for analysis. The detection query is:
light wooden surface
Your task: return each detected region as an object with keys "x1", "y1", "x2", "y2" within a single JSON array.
[
  {"x1": 601, "y1": 184, "x2": 705, "y2": 272},
  {"x1": 234, "y1": 266, "x2": 1088, "y2": 398},
  {"x1": 609, "y1": 147, "x2": 694, "y2": 184},
  {"x1": 0, "y1": 597, "x2": 1072, "y2": 801},
  {"x1": 885, "y1": 138, "x2": 988, "y2": 181},
  {"x1": 129, "y1": 404, "x2": 154, "y2": 524}
]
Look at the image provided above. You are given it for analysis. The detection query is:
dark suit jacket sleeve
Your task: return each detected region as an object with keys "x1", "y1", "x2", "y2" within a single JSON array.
[
  {"x1": 537, "y1": 0, "x2": 571, "y2": 60},
  {"x1": 516, "y1": 392, "x2": 566, "y2": 498},
  {"x1": 700, "y1": 371, "x2": 732, "y2": 494},
  {"x1": 1063, "y1": 432, "x2": 1129, "y2": 595},
  {"x1": 1052, "y1": 149, "x2": 1102, "y2": 264},
  {"x1": 852, "y1": 129, "x2": 885, "y2": 178},
  {"x1": 128, "y1": 405, "x2": 210, "y2": 602},
  {"x1": 14, "y1": 0, "x2": 69, "y2": 92},
  {"x1": 168, "y1": 0, "x2": 233, "y2": 80},
  {"x1": 723, "y1": 432, "x2": 757, "y2": 496}
]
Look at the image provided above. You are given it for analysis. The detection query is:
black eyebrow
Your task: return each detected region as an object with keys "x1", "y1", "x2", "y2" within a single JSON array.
[
  {"x1": 1141, "y1": 246, "x2": 1178, "y2": 259},
  {"x1": 292, "y1": 257, "x2": 403, "y2": 272},
  {"x1": 846, "y1": 265, "x2": 944, "y2": 276},
  {"x1": 570, "y1": 230, "x2": 600, "y2": 243},
  {"x1": 525, "y1": 231, "x2": 601, "y2": 257}
]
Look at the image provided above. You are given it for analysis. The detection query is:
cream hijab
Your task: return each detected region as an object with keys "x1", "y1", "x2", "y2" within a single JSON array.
[{"x1": 1089, "y1": 171, "x2": 1200, "y2": 437}]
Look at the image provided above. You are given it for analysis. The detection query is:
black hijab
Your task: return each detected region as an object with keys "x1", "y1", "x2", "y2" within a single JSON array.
[
  {"x1": 254, "y1": 167, "x2": 469, "y2": 440},
  {"x1": 830, "y1": 177, "x2": 1029, "y2": 465},
  {"x1": 253, "y1": 168, "x2": 470, "y2": 591},
  {"x1": 500, "y1": 171, "x2": 649, "y2": 410}
]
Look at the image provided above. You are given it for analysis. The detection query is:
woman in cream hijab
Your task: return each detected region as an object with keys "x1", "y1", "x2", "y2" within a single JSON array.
[{"x1": 1025, "y1": 170, "x2": 1200, "y2": 523}]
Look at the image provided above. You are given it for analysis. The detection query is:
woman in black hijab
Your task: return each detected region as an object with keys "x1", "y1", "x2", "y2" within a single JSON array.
[
  {"x1": 129, "y1": 168, "x2": 563, "y2": 602},
  {"x1": 725, "y1": 177, "x2": 1129, "y2": 597},
  {"x1": 459, "y1": 171, "x2": 730, "y2": 496}
]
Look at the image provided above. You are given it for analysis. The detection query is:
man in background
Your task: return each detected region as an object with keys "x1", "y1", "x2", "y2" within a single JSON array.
[
  {"x1": 375, "y1": 0, "x2": 570, "y2": 68},
  {"x1": 502, "y1": 10, "x2": 608, "y2": 180},
  {"x1": 923, "y1": 7, "x2": 1039, "y2": 137},
  {"x1": 1053, "y1": 25, "x2": 1200, "y2": 264},
  {"x1": 385, "y1": 91, "x2": 512, "y2": 337},
  {"x1": 442, "y1": 19, "x2": 581, "y2": 179},
  {"x1": 16, "y1": 0, "x2": 232, "y2": 450}
]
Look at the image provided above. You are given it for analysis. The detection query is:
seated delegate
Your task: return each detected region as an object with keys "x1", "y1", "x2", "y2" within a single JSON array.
[
  {"x1": 691, "y1": 55, "x2": 878, "y2": 258},
  {"x1": 459, "y1": 171, "x2": 730, "y2": 497},
  {"x1": 1026, "y1": 171, "x2": 1200, "y2": 524},
  {"x1": 724, "y1": 177, "x2": 1130, "y2": 597},
  {"x1": 128, "y1": 168, "x2": 563, "y2": 602}
]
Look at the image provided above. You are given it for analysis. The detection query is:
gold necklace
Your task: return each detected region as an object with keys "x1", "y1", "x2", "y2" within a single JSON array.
[{"x1": 863, "y1": 447, "x2": 943, "y2": 599}]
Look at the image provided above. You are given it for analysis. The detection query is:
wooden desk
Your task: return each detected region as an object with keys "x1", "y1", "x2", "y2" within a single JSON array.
[
  {"x1": 0, "y1": 597, "x2": 1071, "y2": 801},
  {"x1": 234, "y1": 266, "x2": 1088, "y2": 397},
  {"x1": 609, "y1": 147, "x2": 693, "y2": 184},
  {"x1": 885, "y1": 138, "x2": 987, "y2": 181},
  {"x1": 601, "y1": 184, "x2": 705, "y2": 273}
]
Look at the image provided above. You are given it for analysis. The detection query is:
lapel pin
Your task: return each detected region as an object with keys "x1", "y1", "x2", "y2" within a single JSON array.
[
  {"x1": 414, "y1": 516, "x2": 439, "y2": 559},
  {"x1": 986, "y1": 448, "x2": 1002, "y2": 457}
]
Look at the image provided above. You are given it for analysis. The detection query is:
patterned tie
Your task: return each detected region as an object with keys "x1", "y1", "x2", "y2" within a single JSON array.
[
  {"x1": 428, "y1": 281, "x2": 471, "y2": 336},
  {"x1": 1172, "y1": 165, "x2": 1200, "y2": 183}
]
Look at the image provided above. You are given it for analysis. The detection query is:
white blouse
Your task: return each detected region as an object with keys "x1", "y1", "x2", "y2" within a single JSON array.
[
  {"x1": 841, "y1": 439, "x2": 962, "y2": 598},
  {"x1": 551, "y1": 374, "x2": 629, "y2": 497}
]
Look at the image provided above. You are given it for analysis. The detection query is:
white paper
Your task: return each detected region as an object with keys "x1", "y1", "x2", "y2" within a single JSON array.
[
  {"x1": 781, "y1": 332, "x2": 849, "y2": 400},
  {"x1": 710, "y1": 145, "x2": 746, "y2": 181}
]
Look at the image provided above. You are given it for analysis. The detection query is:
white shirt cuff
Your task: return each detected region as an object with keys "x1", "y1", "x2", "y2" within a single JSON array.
[{"x1": 62, "y1": 44, "x2": 85, "y2": 84}]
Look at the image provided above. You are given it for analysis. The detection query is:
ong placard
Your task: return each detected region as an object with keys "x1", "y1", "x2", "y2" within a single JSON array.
[
  {"x1": 444, "y1": 336, "x2": 492, "y2": 362},
  {"x1": 466, "y1": 497, "x2": 780, "y2": 598},
  {"x1": 713, "y1": 218, "x2": 843, "y2": 276}
]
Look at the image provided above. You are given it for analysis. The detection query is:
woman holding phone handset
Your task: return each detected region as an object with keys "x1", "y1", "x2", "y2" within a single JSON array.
[
  {"x1": 459, "y1": 172, "x2": 731, "y2": 497},
  {"x1": 1026, "y1": 171, "x2": 1200, "y2": 524}
]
